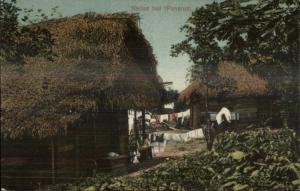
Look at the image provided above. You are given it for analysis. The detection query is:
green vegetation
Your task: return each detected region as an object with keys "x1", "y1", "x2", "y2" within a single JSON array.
[
  {"x1": 171, "y1": 0, "x2": 299, "y2": 73},
  {"x1": 153, "y1": 88, "x2": 189, "y2": 114},
  {"x1": 0, "y1": 0, "x2": 55, "y2": 63},
  {"x1": 45, "y1": 128, "x2": 300, "y2": 191}
]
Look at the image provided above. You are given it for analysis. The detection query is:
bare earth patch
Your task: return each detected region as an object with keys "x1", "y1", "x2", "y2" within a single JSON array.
[
  {"x1": 127, "y1": 138, "x2": 206, "y2": 176},
  {"x1": 157, "y1": 138, "x2": 206, "y2": 158}
]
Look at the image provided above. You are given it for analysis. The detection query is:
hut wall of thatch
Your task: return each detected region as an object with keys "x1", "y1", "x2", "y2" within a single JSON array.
[
  {"x1": 1, "y1": 110, "x2": 129, "y2": 190},
  {"x1": 189, "y1": 97, "x2": 274, "y2": 129}
]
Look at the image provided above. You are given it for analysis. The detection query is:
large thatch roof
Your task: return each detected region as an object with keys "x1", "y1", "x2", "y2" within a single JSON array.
[
  {"x1": 1, "y1": 13, "x2": 163, "y2": 139},
  {"x1": 179, "y1": 62, "x2": 269, "y2": 102}
]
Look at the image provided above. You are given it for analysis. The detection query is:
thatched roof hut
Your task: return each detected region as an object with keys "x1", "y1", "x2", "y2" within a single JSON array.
[
  {"x1": 179, "y1": 62, "x2": 275, "y2": 130},
  {"x1": 179, "y1": 62, "x2": 269, "y2": 101},
  {"x1": 1, "y1": 13, "x2": 163, "y2": 139}
]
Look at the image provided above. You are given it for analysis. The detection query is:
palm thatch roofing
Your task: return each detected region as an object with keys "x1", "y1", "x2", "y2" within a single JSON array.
[
  {"x1": 179, "y1": 62, "x2": 269, "y2": 102},
  {"x1": 1, "y1": 13, "x2": 163, "y2": 139}
]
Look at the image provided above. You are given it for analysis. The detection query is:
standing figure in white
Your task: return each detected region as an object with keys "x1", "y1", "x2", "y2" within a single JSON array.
[
  {"x1": 216, "y1": 107, "x2": 231, "y2": 130},
  {"x1": 203, "y1": 107, "x2": 232, "y2": 150}
]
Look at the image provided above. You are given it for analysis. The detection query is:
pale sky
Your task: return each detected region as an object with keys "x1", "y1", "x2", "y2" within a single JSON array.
[{"x1": 17, "y1": 0, "x2": 218, "y2": 91}]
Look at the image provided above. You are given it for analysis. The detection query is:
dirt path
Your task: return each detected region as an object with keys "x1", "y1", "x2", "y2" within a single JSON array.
[
  {"x1": 127, "y1": 138, "x2": 207, "y2": 176},
  {"x1": 157, "y1": 138, "x2": 206, "y2": 158}
]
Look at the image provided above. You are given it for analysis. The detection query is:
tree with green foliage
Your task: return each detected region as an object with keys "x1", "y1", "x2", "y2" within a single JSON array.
[
  {"x1": 171, "y1": 0, "x2": 299, "y2": 133},
  {"x1": 0, "y1": 0, "x2": 55, "y2": 63},
  {"x1": 153, "y1": 88, "x2": 189, "y2": 114}
]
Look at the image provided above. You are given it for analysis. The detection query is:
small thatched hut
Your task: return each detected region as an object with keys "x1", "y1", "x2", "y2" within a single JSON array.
[
  {"x1": 1, "y1": 13, "x2": 162, "y2": 190},
  {"x1": 179, "y1": 62, "x2": 274, "y2": 129}
]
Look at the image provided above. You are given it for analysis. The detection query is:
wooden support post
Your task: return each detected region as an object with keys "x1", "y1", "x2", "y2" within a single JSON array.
[
  {"x1": 116, "y1": 111, "x2": 121, "y2": 154},
  {"x1": 51, "y1": 139, "x2": 55, "y2": 184},
  {"x1": 142, "y1": 110, "x2": 146, "y2": 140},
  {"x1": 190, "y1": 103, "x2": 193, "y2": 129},
  {"x1": 93, "y1": 116, "x2": 97, "y2": 158},
  {"x1": 117, "y1": 111, "x2": 122, "y2": 154},
  {"x1": 270, "y1": 99, "x2": 273, "y2": 122},
  {"x1": 134, "y1": 111, "x2": 138, "y2": 149},
  {"x1": 270, "y1": 100, "x2": 273, "y2": 115},
  {"x1": 75, "y1": 134, "x2": 79, "y2": 177},
  {"x1": 119, "y1": 110, "x2": 128, "y2": 155}
]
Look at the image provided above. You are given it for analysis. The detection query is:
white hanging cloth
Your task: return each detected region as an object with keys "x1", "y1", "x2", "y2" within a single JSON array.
[{"x1": 216, "y1": 107, "x2": 231, "y2": 125}]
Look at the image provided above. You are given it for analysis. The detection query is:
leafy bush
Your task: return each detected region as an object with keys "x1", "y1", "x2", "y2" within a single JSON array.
[{"x1": 45, "y1": 128, "x2": 300, "y2": 191}]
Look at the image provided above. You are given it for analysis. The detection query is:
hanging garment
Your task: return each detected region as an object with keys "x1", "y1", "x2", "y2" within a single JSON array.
[{"x1": 216, "y1": 107, "x2": 231, "y2": 125}]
